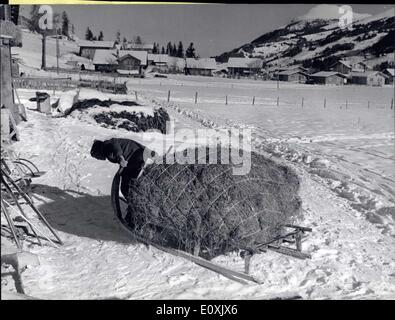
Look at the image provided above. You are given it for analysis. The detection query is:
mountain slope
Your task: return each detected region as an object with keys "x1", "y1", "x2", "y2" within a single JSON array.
[{"x1": 216, "y1": 6, "x2": 395, "y2": 70}]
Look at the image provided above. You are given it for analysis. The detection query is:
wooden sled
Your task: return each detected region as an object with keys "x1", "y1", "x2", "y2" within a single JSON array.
[{"x1": 111, "y1": 172, "x2": 312, "y2": 285}]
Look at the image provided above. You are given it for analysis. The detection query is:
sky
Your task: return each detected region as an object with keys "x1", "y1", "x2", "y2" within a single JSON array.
[{"x1": 20, "y1": 4, "x2": 393, "y2": 57}]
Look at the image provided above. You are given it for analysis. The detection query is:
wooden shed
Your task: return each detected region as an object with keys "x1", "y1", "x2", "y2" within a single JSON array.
[
  {"x1": 227, "y1": 58, "x2": 263, "y2": 77},
  {"x1": 278, "y1": 69, "x2": 308, "y2": 83},
  {"x1": 92, "y1": 49, "x2": 118, "y2": 73},
  {"x1": 185, "y1": 58, "x2": 216, "y2": 76},
  {"x1": 78, "y1": 40, "x2": 115, "y2": 59},
  {"x1": 309, "y1": 71, "x2": 347, "y2": 85},
  {"x1": 350, "y1": 71, "x2": 386, "y2": 86}
]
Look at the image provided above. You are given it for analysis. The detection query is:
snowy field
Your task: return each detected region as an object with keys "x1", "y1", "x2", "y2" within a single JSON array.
[{"x1": 1, "y1": 84, "x2": 393, "y2": 300}]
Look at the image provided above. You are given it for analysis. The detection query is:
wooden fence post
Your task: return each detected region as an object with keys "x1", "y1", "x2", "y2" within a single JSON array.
[
  {"x1": 135, "y1": 91, "x2": 138, "y2": 101},
  {"x1": 225, "y1": 95, "x2": 228, "y2": 105},
  {"x1": 195, "y1": 92, "x2": 198, "y2": 104},
  {"x1": 346, "y1": 100, "x2": 348, "y2": 109},
  {"x1": 167, "y1": 90, "x2": 171, "y2": 103},
  {"x1": 252, "y1": 96, "x2": 255, "y2": 105},
  {"x1": 324, "y1": 98, "x2": 326, "y2": 108},
  {"x1": 301, "y1": 97, "x2": 304, "y2": 108},
  {"x1": 391, "y1": 98, "x2": 394, "y2": 110}
]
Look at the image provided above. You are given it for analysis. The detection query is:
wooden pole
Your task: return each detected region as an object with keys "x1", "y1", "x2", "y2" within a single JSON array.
[
  {"x1": 1, "y1": 200, "x2": 22, "y2": 250},
  {"x1": 324, "y1": 98, "x2": 326, "y2": 108},
  {"x1": 301, "y1": 97, "x2": 304, "y2": 108},
  {"x1": 56, "y1": 30, "x2": 59, "y2": 75},
  {"x1": 135, "y1": 91, "x2": 138, "y2": 101},
  {"x1": 195, "y1": 91, "x2": 198, "y2": 104},
  {"x1": 391, "y1": 98, "x2": 394, "y2": 110},
  {"x1": 41, "y1": 33, "x2": 46, "y2": 70},
  {"x1": 346, "y1": 100, "x2": 348, "y2": 109},
  {"x1": 252, "y1": 96, "x2": 255, "y2": 105},
  {"x1": 1, "y1": 170, "x2": 63, "y2": 245},
  {"x1": 167, "y1": 90, "x2": 170, "y2": 103},
  {"x1": 225, "y1": 95, "x2": 228, "y2": 105}
]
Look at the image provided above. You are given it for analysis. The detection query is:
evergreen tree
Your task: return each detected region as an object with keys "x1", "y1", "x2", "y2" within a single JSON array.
[
  {"x1": 135, "y1": 36, "x2": 142, "y2": 44},
  {"x1": 185, "y1": 42, "x2": 196, "y2": 58},
  {"x1": 122, "y1": 37, "x2": 128, "y2": 49},
  {"x1": 92, "y1": 36, "x2": 97, "y2": 41},
  {"x1": 85, "y1": 27, "x2": 93, "y2": 40},
  {"x1": 71, "y1": 24, "x2": 75, "y2": 35},
  {"x1": 28, "y1": 5, "x2": 41, "y2": 33},
  {"x1": 98, "y1": 31, "x2": 104, "y2": 41},
  {"x1": 172, "y1": 43, "x2": 177, "y2": 57},
  {"x1": 152, "y1": 42, "x2": 158, "y2": 54},
  {"x1": 61, "y1": 11, "x2": 69, "y2": 37},
  {"x1": 166, "y1": 42, "x2": 172, "y2": 55},
  {"x1": 115, "y1": 30, "x2": 121, "y2": 44},
  {"x1": 177, "y1": 41, "x2": 184, "y2": 58},
  {"x1": 161, "y1": 46, "x2": 165, "y2": 54}
]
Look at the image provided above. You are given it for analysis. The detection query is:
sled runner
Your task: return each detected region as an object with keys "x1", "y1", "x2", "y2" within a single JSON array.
[{"x1": 111, "y1": 170, "x2": 312, "y2": 285}]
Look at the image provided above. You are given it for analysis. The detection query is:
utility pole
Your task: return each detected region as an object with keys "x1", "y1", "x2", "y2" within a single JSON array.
[
  {"x1": 276, "y1": 55, "x2": 279, "y2": 90},
  {"x1": 41, "y1": 33, "x2": 46, "y2": 70},
  {"x1": 56, "y1": 28, "x2": 60, "y2": 75}
]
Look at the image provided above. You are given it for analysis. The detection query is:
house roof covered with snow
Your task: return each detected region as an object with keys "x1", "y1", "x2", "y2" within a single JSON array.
[
  {"x1": 227, "y1": 58, "x2": 263, "y2": 69},
  {"x1": 278, "y1": 69, "x2": 308, "y2": 76},
  {"x1": 93, "y1": 49, "x2": 118, "y2": 65},
  {"x1": 185, "y1": 58, "x2": 217, "y2": 70},
  {"x1": 148, "y1": 54, "x2": 170, "y2": 64},
  {"x1": 93, "y1": 49, "x2": 148, "y2": 66},
  {"x1": 118, "y1": 50, "x2": 148, "y2": 66},
  {"x1": 167, "y1": 56, "x2": 186, "y2": 68},
  {"x1": 310, "y1": 71, "x2": 347, "y2": 78},
  {"x1": 78, "y1": 40, "x2": 115, "y2": 49},
  {"x1": 349, "y1": 71, "x2": 386, "y2": 78},
  {"x1": 384, "y1": 68, "x2": 395, "y2": 77}
]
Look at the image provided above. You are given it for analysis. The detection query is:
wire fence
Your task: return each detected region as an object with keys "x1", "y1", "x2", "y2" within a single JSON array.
[{"x1": 142, "y1": 88, "x2": 394, "y2": 111}]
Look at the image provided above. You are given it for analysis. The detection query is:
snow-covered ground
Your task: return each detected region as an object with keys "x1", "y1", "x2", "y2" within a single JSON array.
[
  {"x1": 2, "y1": 76, "x2": 394, "y2": 299},
  {"x1": 2, "y1": 29, "x2": 395, "y2": 299}
]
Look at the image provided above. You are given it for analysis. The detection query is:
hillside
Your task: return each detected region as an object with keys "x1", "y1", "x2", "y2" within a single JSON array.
[{"x1": 216, "y1": 5, "x2": 395, "y2": 70}]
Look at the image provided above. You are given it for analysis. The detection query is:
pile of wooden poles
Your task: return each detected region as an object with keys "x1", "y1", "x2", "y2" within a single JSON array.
[{"x1": 1, "y1": 148, "x2": 62, "y2": 250}]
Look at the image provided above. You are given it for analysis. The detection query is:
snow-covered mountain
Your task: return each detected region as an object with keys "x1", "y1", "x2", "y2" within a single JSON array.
[{"x1": 216, "y1": 5, "x2": 395, "y2": 70}]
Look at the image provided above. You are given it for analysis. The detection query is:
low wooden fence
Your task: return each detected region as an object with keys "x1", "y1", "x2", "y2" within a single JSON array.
[{"x1": 12, "y1": 77, "x2": 127, "y2": 94}]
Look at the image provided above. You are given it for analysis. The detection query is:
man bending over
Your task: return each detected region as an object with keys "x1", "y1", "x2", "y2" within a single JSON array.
[{"x1": 90, "y1": 138, "x2": 155, "y2": 198}]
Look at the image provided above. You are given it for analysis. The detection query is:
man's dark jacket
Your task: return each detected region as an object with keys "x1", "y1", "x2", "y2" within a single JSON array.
[{"x1": 100, "y1": 138, "x2": 146, "y2": 163}]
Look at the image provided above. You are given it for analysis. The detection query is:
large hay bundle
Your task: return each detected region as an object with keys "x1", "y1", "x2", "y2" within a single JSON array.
[{"x1": 126, "y1": 147, "x2": 301, "y2": 259}]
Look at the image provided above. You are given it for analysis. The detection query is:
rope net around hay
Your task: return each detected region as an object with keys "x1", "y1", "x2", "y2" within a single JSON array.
[{"x1": 126, "y1": 147, "x2": 301, "y2": 260}]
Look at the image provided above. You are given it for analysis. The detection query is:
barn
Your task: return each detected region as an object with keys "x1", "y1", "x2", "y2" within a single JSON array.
[
  {"x1": 147, "y1": 54, "x2": 169, "y2": 70},
  {"x1": 118, "y1": 50, "x2": 148, "y2": 75},
  {"x1": 382, "y1": 68, "x2": 394, "y2": 84},
  {"x1": 92, "y1": 49, "x2": 118, "y2": 73},
  {"x1": 278, "y1": 69, "x2": 308, "y2": 83},
  {"x1": 93, "y1": 49, "x2": 148, "y2": 75},
  {"x1": 78, "y1": 40, "x2": 116, "y2": 59},
  {"x1": 309, "y1": 71, "x2": 347, "y2": 85},
  {"x1": 330, "y1": 60, "x2": 353, "y2": 74},
  {"x1": 185, "y1": 58, "x2": 216, "y2": 76},
  {"x1": 330, "y1": 60, "x2": 373, "y2": 74},
  {"x1": 350, "y1": 71, "x2": 386, "y2": 86},
  {"x1": 227, "y1": 58, "x2": 263, "y2": 77}
]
